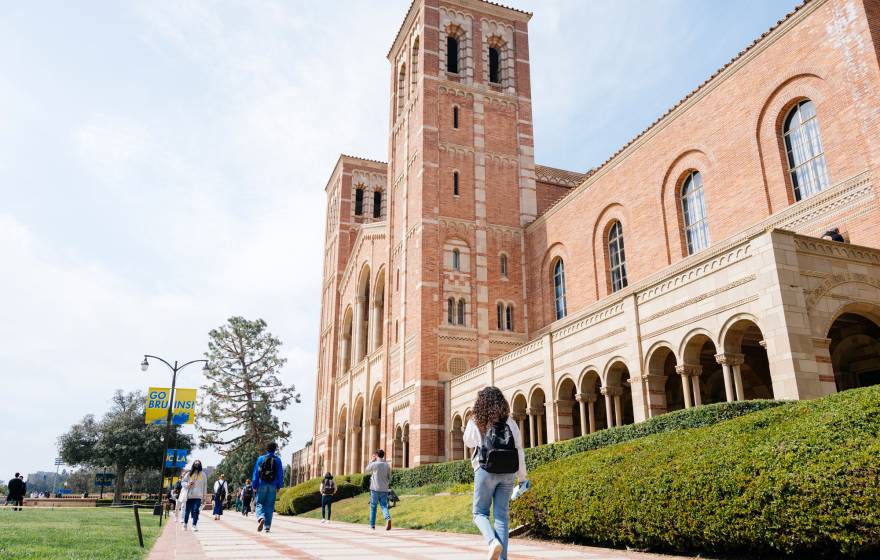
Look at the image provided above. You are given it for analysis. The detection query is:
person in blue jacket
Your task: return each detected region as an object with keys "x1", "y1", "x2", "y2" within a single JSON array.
[{"x1": 252, "y1": 441, "x2": 285, "y2": 533}]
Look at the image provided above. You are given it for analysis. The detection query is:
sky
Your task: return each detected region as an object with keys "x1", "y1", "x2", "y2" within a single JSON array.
[{"x1": 0, "y1": 0, "x2": 800, "y2": 482}]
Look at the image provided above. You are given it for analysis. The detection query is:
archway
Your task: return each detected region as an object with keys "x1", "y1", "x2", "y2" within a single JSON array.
[
  {"x1": 722, "y1": 318, "x2": 773, "y2": 400},
  {"x1": 579, "y1": 370, "x2": 606, "y2": 432},
  {"x1": 393, "y1": 425, "x2": 403, "y2": 468},
  {"x1": 402, "y1": 424, "x2": 411, "y2": 468},
  {"x1": 351, "y1": 397, "x2": 365, "y2": 472},
  {"x1": 528, "y1": 388, "x2": 548, "y2": 446},
  {"x1": 681, "y1": 333, "x2": 725, "y2": 406},
  {"x1": 511, "y1": 394, "x2": 530, "y2": 447},
  {"x1": 356, "y1": 265, "x2": 371, "y2": 362},
  {"x1": 450, "y1": 415, "x2": 464, "y2": 460},
  {"x1": 372, "y1": 269, "x2": 386, "y2": 351},
  {"x1": 340, "y1": 307, "x2": 353, "y2": 372},
  {"x1": 647, "y1": 345, "x2": 683, "y2": 414},
  {"x1": 557, "y1": 378, "x2": 579, "y2": 439},
  {"x1": 605, "y1": 361, "x2": 634, "y2": 426},
  {"x1": 369, "y1": 386, "x2": 383, "y2": 456},
  {"x1": 828, "y1": 312, "x2": 880, "y2": 391},
  {"x1": 336, "y1": 407, "x2": 348, "y2": 475}
]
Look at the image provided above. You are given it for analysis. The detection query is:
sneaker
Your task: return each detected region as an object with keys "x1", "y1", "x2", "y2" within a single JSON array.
[
  {"x1": 385, "y1": 519, "x2": 392, "y2": 531},
  {"x1": 321, "y1": 519, "x2": 326, "y2": 524},
  {"x1": 193, "y1": 526, "x2": 198, "y2": 532},
  {"x1": 257, "y1": 518, "x2": 264, "y2": 532},
  {"x1": 487, "y1": 539, "x2": 502, "y2": 560},
  {"x1": 183, "y1": 523, "x2": 188, "y2": 531},
  {"x1": 265, "y1": 527, "x2": 271, "y2": 534},
  {"x1": 370, "y1": 526, "x2": 375, "y2": 530},
  {"x1": 327, "y1": 520, "x2": 331, "y2": 525}
]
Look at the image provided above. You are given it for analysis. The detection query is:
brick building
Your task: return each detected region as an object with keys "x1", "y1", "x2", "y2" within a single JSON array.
[{"x1": 301, "y1": 0, "x2": 880, "y2": 476}]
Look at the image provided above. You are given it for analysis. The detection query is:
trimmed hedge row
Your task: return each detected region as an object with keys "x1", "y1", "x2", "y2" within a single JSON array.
[
  {"x1": 277, "y1": 400, "x2": 782, "y2": 514},
  {"x1": 390, "y1": 399, "x2": 783, "y2": 489},
  {"x1": 511, "y1": 386, "x2": 880, "y2": 558}
]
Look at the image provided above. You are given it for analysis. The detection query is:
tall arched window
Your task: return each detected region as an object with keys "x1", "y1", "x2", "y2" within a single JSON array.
[
  {"x1": 553, "y1": 259, "x2": 566, "y2": 320},
  {"x1": 680, "y1": 171, "x2": 709, "y2": 254},
  {"x1": 373, "y1": 190, "x2": 383, "y2": 219},
  {"x1": 488, "y1": 47, "x2": 501, "y2": 84},
  {"x1": 447, "y1": 36, "x2": 460, "y2": 73},
  {"x1": 608, "y1": 221, "x2": 628, "y2": 292},
  {"x1": 457, "y1": 298, "x2": 466, "y2": 326},
  {"x1": 354, "y1": 188, "x2": 364, "y2": 215},
  {"x1": 397, "y1": 63, "x2": 407, "y2": 116},
  {"x1": 499, "y1": 254, "x2": 508, "y2": 277},
  {"x1": 447, "y1": 298, "x2": 454, "y2": 324},
  {"x1": 505, "y1": 304, "x2": 513, "y2": 331},
  {"x1": 783, "y1": 99, "x2": 829, "y2": 201},
  {"x1": 452, "y1": 249, "x2": 461, "y2": 271},
  {"x1": 453, "y1": 171, "x2": 460, "y2": 196},
  {"x1": 496, "y1": 303, "x2": 503, "y2": 330},
  {"x1": 453, "y1": 106, "x2": 459, "y2": 129}
]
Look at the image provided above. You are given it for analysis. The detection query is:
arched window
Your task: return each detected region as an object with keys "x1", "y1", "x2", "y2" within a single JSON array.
[
  {"x1": 452, "y1": 249, "x2": 461, "y2": 271},
  {"x1": 680, "y1": 171, "x2": 709, "y2": 254},
  {"x1": 553, "y1": 259, "x2": 566, "y2": 320},
  {"x1": 499, "y1": 254, "x2": 508, "y2": 277},
  {"x1": 453, "y1": 106, "x2": 459, "y2": 129},
  {"x1": 453, "y1": 171, "x2": 460, "y2": 196},
  {"x1": 783, "y1": 99, "x2": 829, "y2": 201},
  {"x1": 457, "y1": 298, "x2": 466, "y2": 326},
  {"x1": 608, "y1": 221, "x2": 628, "y2": 292},
  {"x1": 397, "y1": 63, "x2": 407, "y2": 116},
  {"x1": 505, "y1": 304, "x2": 513, "y2": 331},
  {"x1": 373, "y1": 190, "x2": 383, "y2": 219},
  {"x1": 354, "y1": 188, "x2": 364, "y2": 215},
  {"x1": 488, "y1": 47, "x2": 501, "y2": 84},
  {"x1": 496, "y1": 303, "x2": 503, "y2": 330},
  {"x1": 447, "y1": 36, "x2": 459, "y2": 73},
  {"x1": 447, "y1": 298, "x2": 454, "y2": 324}
]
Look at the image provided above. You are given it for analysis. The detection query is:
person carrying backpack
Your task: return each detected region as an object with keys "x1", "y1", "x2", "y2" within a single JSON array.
[
  {"x1": 212, "y1": 474, "x2": 228, "y2": 520},
  {"x1": 462, "y1": 386, "x2": 527, "y2": 560},
  {"x1": 240, "y1": 479, "x2": 254, "y2": 516},
  {"x1": 251, "y1": 442, "x2": 284, "y2": 533},
  {"x1": 319, "y1": 472, "x2": 337, "y2": 524}
]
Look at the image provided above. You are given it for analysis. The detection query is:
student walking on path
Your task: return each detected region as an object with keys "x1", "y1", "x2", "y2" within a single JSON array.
[
  {"x1": 319, "y1": 472, "x2": 337, "y2": 524},
  {"x1": 176, "y1": 473, "x2": 188, "y2": 523},
  {"x1": 6, "y1": 473, "x2": 25, "y2": 510},
  {"x1": 252, "y1": 442, "x2": 284, "y2": 533},
  {"x1": 182, "y1": 461, "x2": 207, "y2": 531},
  {"x1": 463, "y1": 386, "x2": 528, "y2": 560},
  {"x1": 364, "y1": 450, "x2": 392, "y2": 531},
  {"x1": 240, "y1": 479, "x2": 253, "y2": 517},
  {"x1": 212, "y1": 474, "x2": 228, "y2": 520}
]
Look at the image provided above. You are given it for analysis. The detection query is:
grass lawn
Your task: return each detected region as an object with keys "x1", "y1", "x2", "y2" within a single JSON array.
[
  {"x1": 300, "y1": 483, "x2": 478, "y2": 534},
  {"x1": 0, "y1": 507, "x2": 162, "y2": 559}
]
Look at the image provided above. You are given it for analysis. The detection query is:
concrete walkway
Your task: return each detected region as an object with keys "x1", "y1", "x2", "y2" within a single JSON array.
[{"x1": 147, "y1": 511, "x2": 691, "y2": 559}]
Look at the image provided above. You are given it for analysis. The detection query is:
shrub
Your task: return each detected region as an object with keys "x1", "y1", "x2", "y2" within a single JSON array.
[
  {"x1": 511, "y1": 386, "x2": 880, "y2": 558},
  {"x1": 276, "y1": 474, "x2": 372, "y2": 515},
  {"x1": 390, "y1": 400, "x2": 783, "y2": 488}
]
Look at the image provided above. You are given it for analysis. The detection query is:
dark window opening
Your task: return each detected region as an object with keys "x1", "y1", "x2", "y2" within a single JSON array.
[
  {"x1": 489, "y1": 47, "x2": 501, "y2": 84},
  {"x1": 505, "y1": 305, "x2": 513, "y2": 331},
  {"x1": 453, "y1": 171, "x2": 459, "y2": 196},
  {"x1": 453, "y1": 106, "x2": 459, "y2": 129},
  {"x1": 447, "y1": 36, "x2": 459, "y2": 73},
  {"x1": 457, "y1": 299, "x2": 466, "y2": 326},
  {"x1": 373, "y1": 191, "x2": 382, "y2": 218},
  {"x1": 354, "y1": 188, "x2": 364, "y2": 215}
]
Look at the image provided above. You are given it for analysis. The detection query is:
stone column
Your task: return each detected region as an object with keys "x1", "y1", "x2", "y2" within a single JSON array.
[
  {"x1": 613, "y1": 392, "x2": 623, "y2": 427},
  {"x1": 527, "y1": 408, "x2": 539, "y2": 448},
  {"x1": 691, "y1": 374, "x2": 703, "y2": 406},
  {"x1": 353, "y1": 295, "x2": 366, "y2": 363},
  {"x1": 340, "y1": 337, "x2": 350, "y2": 372},
  {"x1": 575, "y1": 393, "x2": 588, "y2": 436},
  {"x1": 587, "y1": 395, "x2": 596, "y2": 433},
  {"x1": 675, "y1": 365, "x2": 701, "y2": 407},
  {"x1": 369, "y1": 417, "x2": 380, "y2": 456},
  {"x1": 536, "y1": 413, "x2": 544, "y2": 446},
  {"x1": 513, "y1": 414, "x2": 526, "y2": 445},
  {"x1": 601, "y1": 387, "x2": 614, "y2": 428},
  {"x1": 715, "y1": 353, "x2": 745, "y2": 402},
  {"x1": 731, "y1": 353, "x2": 746, "y2": 400}
]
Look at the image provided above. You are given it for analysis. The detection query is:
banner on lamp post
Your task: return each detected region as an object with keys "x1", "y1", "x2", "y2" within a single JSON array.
[{"x1": 145, "y1": 387, "x2": 197, "y2": 425}]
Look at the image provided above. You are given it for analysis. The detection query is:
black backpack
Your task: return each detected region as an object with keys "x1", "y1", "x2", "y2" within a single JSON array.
[
  {"x1": 478, "y1": 419, "x2": 519, "y2": 474},
  {"x1": 216, "y1": 482, "x2": 226, "y2": 501},
  {"x1": 258, "y1": 455, "x2": 277, "y2": 483},
  {"x1": 242, "y1": 485, "x2": 253, "y2": 500}
]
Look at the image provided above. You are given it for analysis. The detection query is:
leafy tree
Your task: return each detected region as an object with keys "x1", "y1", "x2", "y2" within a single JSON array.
[
  {"x1": 58, "y1": 390, "x2": 193, "y2": 504},
  {"x1": 208, "y1": 441, "x2": 259, "y2": 492},
  {"x1": 0, "y1": 481, "x2": 7, "y2": 496},
  {"x1": 198, "y1": 317, "x2": 300, "y2": 455}
]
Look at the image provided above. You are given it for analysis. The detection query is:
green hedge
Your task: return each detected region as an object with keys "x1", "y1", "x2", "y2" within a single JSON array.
[
  {"x1": 511, "y1": 386, "x2": 880, "y2": 558},
  {"x1": 276, "y1": 474, "x2": 371, "y2": 515},
  {"x1": 389, "y1": 399, "x2": 783, "y2": 489}
]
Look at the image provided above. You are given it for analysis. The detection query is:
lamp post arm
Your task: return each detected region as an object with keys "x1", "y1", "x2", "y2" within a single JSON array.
[
  {"x1": 144, "y1": 354, "x2": 175, "y2": 371},
  {"x1": 178, "y1": 358, "x2": 209, "y2": 372}
]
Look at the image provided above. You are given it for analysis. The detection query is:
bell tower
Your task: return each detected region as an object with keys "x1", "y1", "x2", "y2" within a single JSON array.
[{"x1": 385, "y1": 0, "x2": 535, "y2": 465}]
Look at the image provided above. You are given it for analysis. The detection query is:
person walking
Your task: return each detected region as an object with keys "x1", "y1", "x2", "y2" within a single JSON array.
[
  {"x1": 463, "y1": 386, "x2": 527, "y2": 560},
  {"x1": 176, "y1": 472, "x2": 188, "y2": 523},
  {"x1": 182, "y1": 461, "x2": 207, "y2": 531},
  {"x1": 364, "y1": 450, "x2": 392, "y2": 531},
  {"x1": 7, "y1": 473, "x2": 25, "y2": 510},
  {"x1": 319, "y1": 472, "x2": 337, "y2": 524},
  {"x1": 240, "y1": 479, "x2": 254, "y2": 517},
  {"x1": 251, "y1": 442, "x2": 284, "y2": 533},
  {"x1": 212, "y1": 474, "x2": 228, "y2": 520}
]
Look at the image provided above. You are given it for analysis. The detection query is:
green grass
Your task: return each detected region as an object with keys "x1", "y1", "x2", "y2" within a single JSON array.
[
  {"x1": 300, "y1": 484, "x2": 477, "y2": 533},
  {"x1": 0, "y1": 507, "x2": 162, "y2": 559}
]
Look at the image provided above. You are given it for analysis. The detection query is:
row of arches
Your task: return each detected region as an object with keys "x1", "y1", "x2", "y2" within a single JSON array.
[
  {"x1": 340, "y1": 265, "x2": 385, "y2": 373},
  {"x1": 334, "y1": 386, "x2": 384, "y2": 475}
]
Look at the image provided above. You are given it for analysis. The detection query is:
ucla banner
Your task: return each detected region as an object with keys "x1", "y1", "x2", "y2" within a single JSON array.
[
  {"x1": 145, "y1": 387, "x2": 198, "y2": 425},
  {"x1": 165, "y1": 448, "x2": 189, "y2": 469}
]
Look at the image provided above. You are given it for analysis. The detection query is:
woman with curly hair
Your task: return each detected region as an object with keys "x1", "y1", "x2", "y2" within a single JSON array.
[{"x1": 463, "y1": 386, "x2": 527, "y2": 560}]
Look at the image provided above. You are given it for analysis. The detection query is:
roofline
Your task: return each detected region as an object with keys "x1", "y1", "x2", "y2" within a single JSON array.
[
  {"x1": 387, "y1": 0, "x2": 531, "y2": 60},
  {"x1": 526, "y1": 0, "x2": 821, "y2": 231},
  {"x1": 324, "y1": 154, "x2": 388, "y2": 193}
]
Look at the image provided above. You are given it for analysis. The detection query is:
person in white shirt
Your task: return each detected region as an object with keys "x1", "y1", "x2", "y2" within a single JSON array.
[
  {"x1": 181, "y1": 461, "x2": 207, "y2": 531},
  {"x1": 212, "y1": 474, "x2": 229, "y2": 520},
  {"x1": 463, "y1": 386, "x2": 527, "y2": 560}
]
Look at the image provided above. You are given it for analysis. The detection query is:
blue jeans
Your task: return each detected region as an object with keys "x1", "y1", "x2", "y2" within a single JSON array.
[
  {"x1": 255, "y1": 485, "x2": 277, "y2": 528},
  {"x1": 369, "y1": 490, "x2": 390, "y2": 528},
  {"x1": 472, "y1": 468, "x2": 516, "y2": 560},
  {"x1": 321, "y1": 494, "x2": 333, "y2": 519},
  {"x1": 184, "y1": 498, "x2": 202, "y2": 526}
]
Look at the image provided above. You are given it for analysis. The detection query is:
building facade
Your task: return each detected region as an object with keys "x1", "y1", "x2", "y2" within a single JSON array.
[{"x1": 303, "y1": 0, "x2": 880, "y2": 477}]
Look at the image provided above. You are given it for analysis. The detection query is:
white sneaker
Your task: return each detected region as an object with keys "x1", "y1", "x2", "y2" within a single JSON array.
[
  {"x1": 193, "y1": 526, "x2": 198, "y2": 532},
  {"x1": 487, "y1": 539, "x2": 502, "y2": 560},
  {"x1": 321, "y1": 519, "x2": 326, "y2": 524}
]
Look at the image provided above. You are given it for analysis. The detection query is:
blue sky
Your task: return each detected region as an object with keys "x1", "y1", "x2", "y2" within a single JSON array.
[{"x1": 0, "y1": 0, "x2": 799, "y2": 481}]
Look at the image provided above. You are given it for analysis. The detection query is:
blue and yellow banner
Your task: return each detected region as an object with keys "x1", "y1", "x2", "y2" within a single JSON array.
[{"x1": 145, "y1": 387, "x2": 197, "y2": 425}]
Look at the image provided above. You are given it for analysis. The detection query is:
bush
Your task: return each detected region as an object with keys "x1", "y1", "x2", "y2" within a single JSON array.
[
  {"x1": 511, "y1": 386, "x2": 880, "y2": 558},
  {"x1": 276, "y1": 473, "x2": 371, "y2": 515},
  {"x1": 390, "y1": 400, "x2": 783, "y2": 488}
]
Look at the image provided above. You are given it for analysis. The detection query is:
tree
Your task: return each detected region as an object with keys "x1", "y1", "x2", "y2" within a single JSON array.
[
  {"x1": 58, "y1": 390, "x2": 193, "y2": 504},
  {"x1": 208, "y1": 441, "x2": 259, "y2": 492},
  {"x1": 198, "y1": 317, "x2": 300, "y2": 455}
]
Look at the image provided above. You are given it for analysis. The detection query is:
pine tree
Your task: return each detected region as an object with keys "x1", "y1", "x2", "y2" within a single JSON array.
[{"x1": 198, "y1": 316, "x2": 301, "y2": 455}]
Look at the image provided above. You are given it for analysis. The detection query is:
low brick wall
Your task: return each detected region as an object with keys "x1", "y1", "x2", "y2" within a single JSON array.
[{"x1": 22, "y1": 498, "x2": 98, "y2": 508}]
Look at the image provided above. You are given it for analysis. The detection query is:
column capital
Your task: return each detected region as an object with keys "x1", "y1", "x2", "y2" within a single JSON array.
[
  {"x1": 368, "y1": 417, "x2": 381, "y2": 426},
  {"x1": 511, "y1": 413, "x2": 526, "y2": 421},
  {"x1": 526, "y1": 407, "x2": 544, "y2": 416},
  {"x1": 575, "y1": 392, "x2": 597, "y2": 403},
  {"x1": 600, "y1": 386, "x2": 623, "y2": 397},
  {"x1": 357, "y1": 295, "x2": 367, "y2": 304},
  {"x1": 714, "y1": 353, "x2": 745, "y2": 366},
  {"x1": 675, "y1": 364, "x2": 703, "y2": 377},
  {"x1": 350, "y1": 426, "x2": 362, "y2": 435},
  {"x1": 811, "y1": 337, "x2": 832, "y2": 350},
  {"x1": 554, "y1": 398, "x2": 575, "y2": 406}
]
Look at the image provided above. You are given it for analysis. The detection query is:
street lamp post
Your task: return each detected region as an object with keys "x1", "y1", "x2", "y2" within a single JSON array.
[{"x1": 140, "y1": 354, "x2": 209, "y2": 526}]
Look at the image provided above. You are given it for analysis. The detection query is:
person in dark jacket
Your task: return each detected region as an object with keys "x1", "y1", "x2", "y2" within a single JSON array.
[
  {"x1": 319, "y1": 472, "x2": 337, "y2": 524},
  {"x1": 251, "y1": 442, "x2": 284, "y2": 533},
  {"x1": 7, "y1": 473, "x2": 26, "y2": 511},
  {"x1": 240, "y1": 479, "x2": 254, "y2": 517}
]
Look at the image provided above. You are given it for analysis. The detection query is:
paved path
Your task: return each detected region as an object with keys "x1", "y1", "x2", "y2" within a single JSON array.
[{"x1": 148, "y1": 511, "x2": 690, "y2": 559}]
